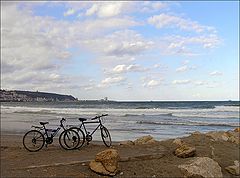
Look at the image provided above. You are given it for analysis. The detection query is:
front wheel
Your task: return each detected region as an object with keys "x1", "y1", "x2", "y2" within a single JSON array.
[
  {"x1": 59, "y1": 129, "x2": 80, "y2": 150},
  {"x1": 101, "y1": 126, "x2": 112, "y2": 147},
  {"x1": 70, "y1": 127, "x2": 85, "y2": 149},
  {"x1": 23, "y1": 130, "x2": 45, "y2": 152}
]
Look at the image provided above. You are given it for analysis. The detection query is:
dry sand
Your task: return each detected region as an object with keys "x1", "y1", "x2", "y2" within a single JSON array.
[{"x1": 1, "y1": 132, "x2": 239, "y2": 177}]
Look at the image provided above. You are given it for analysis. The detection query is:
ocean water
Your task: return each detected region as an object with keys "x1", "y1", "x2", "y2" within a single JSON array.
[{"x1": 1, "y1": 101, "x2": 239, "y2": 141}]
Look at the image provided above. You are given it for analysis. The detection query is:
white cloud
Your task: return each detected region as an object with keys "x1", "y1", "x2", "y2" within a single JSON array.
[
  {"x1": 1, "y1": 2, "x2": 142, "y2": 92},
  {"x1": 172, "y1": 80, "x2": 191, "y2": 85},
  {"x1": 64, "y1": 8, "x2": 75, "y2": 16},
  {"x1": 85, "y1": 2, "x2": 128, "y2": 18},
  {"x1": 143, "y1": 80, "x2": 160, "y2": 88},
  {"x1": 83, "y1": 30, "x2": 153, "y2": 58},
  {"x1": 148, "y1": 13, "x2": 215, "y2": 33},
  {"x1": 194, "y1": 81, "x2": 206, "y2": 86},
  {"x1": 176, "y1": 65, "x2": 196, "y2": 72},
  {"x1": 209, "y1": 71, "x2": 223, "y2": 76},
  {"x1": 161, "y1": 34, "x2": 221, "y2": 56},
  {"x1": 111, "y1": 64, "x2": 147, "y2": 74},
  {"x1": 98, "y1": 76, "x2": 126, "y2": 88}
]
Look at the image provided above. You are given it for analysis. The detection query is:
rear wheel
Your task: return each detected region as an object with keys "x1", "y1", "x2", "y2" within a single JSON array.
[
  {"x1": 70, "y1": 127, "x2": 85, "y2": 149},
  {"x1": 59, "y1": 129, "x2": 80, "y2": 150},
  {"x1": 23, "y1": 130, "x2": 45, "y2": 152},
  {"x1": 101, "y1": 126, "x2": 112, "y2": 147}
]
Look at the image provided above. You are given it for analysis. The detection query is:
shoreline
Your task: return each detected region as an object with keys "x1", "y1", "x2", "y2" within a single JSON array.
[{"x1": 1, "y1": 128, "x2": 239, "y2": 177}]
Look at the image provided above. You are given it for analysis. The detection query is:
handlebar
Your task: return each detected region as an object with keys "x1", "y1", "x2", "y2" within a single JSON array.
[
  {"x1": 91, "y1": 114, "x2": 108, "y2": 120},
  {"x1": 60, "y1": 118, "x2": 66, "y2": 127}
]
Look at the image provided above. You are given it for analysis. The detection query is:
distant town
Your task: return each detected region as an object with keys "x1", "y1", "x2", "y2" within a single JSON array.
[{"x1": 0, "y1": 89, "x2": 77, "y2": 102}]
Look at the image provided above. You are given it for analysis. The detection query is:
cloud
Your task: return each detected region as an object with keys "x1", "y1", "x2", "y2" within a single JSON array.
[
  {"x1": 85, "y1": 2, "x2": 126, "y2": 18},
  {"x1": 83, "y1": 30, "x2": 153, "y2": 58},
  {"x1": 209, "y1": 71, "x2": 223, "y2": 76},
  {"x1": 148, "y1": 13, "x2": 215, "y2": 33},
  {"x1": 143, "y1": 80, "x2": 160, "y2": 88},
  {"x1": 176, "y1": 65, "x2": 196, "y2": 72},
  {"x1": 160, "y1": 34, "x2": 221, "y2": 56},
  {"x1": 98, "y1": 76, "x2": 126, "y2": 88},
  {"x1": 172, "y1": 80, "x2": 191, "y2": 85},
  {"x1": 64, "y1": 8, "x2": 75, "y2": 16},
  {"x1": 111, "y1": 64, "x2": 148, "y2": 74}
]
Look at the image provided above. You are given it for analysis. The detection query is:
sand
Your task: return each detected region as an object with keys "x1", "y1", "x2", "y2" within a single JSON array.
[{"x1": 1, "y1": 132, "x2": 239, "y2": 177}]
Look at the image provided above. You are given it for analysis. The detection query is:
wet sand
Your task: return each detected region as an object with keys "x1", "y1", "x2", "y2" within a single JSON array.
[{"x1": 1, "y1": 132, "x2": 239, "y2": 177}]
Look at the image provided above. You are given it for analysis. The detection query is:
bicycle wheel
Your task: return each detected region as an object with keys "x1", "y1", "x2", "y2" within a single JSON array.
[
  {"x1": 70, "y1": 127, "x2": 85, "y2": 149},
  {"x1": 59, "y1": 129, "x2": 80, "y2": 150},
  {"x1": 101, "y1": 126, "x2": 112, "y2": 147},
  {"x1": 23, "y1": 130, "x2": 45, "y2": 152}
]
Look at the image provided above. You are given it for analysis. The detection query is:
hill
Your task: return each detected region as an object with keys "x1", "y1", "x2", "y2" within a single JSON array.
[{"x1": 0, "y1": 89, "x2": 77, "y2": 102}]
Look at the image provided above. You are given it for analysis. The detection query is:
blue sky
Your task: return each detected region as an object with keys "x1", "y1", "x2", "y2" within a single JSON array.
[{"x1": 1, "y1": 1, "x2": 239, "y2": 101}]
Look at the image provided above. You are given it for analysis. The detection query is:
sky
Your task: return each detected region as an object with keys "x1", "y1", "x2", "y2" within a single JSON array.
[{"x1": 1, "y1": 1, "x2": 239, "y2": 101}]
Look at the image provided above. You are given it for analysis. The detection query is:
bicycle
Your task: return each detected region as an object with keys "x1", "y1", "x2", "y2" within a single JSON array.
[
  {"x1": 23, "y1": 118, "x2": 80, "y2": 152},
  {"x1": 70, "y1": 114, "x2": 112, "y2": 148}
]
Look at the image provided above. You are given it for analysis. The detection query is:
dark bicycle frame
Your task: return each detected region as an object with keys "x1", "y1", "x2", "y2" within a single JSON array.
[
  {"x1": 32, "y1": 118, "x2": 67, "y2": 141},
  {"x1": 78, "y1": 118, "x2": 104, "y2": 137}
]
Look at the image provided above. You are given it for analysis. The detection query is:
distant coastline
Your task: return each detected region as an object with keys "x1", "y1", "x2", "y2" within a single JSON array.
[{"x1": 0, "y1": 89, "x2": 77, "y2": 102}]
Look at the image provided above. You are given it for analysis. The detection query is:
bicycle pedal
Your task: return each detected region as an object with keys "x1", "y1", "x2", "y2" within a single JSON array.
[{"x1": 87, "y1": 142, "x2": 89, "y2": 145}]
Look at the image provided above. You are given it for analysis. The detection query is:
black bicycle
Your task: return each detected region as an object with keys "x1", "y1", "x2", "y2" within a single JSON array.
[
  {"x1": 70, "y1": 114, "x2": 112, "y2": 148},
  {"x1": 23, "y1": 118, "x2": 80, "y2": 152}
]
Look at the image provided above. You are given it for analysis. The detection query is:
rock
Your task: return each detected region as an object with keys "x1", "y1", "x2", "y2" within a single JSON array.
[
  {"x1": 89, "y1": 160, "x2": 116, "y2": 176},
  {"x1": 234, "y1": 127, "x2": 240, "y2": 132},
  {"x1": 173, "y1": 138, "x2": 183, "y2": 146},
  {"x1": 221, "y1": 133, "x2": 229, "y2": 141},
  {"x1": 95, "y1": 149, "x2": 120, "y2": 174},
  {"x1": 191, "y1": 131, "x2": 202, "y2": 135},
  {"x1": 146, "y1": 139, "x2": 158, "y2": 144},
  {"x1": 178, "y1": 157, "x2": 223, "y2": 178},
  {"x1": 134, "y1": 135, "x2": 157, "y2": 145},
  {"x1": 174, "y1": 144, "x2": 196, "y2": 158},
  {"x1": 206, "y1": 131, "x2": 239, "y2": 144},
  {"x1": 226, "y1": 131, "x2": 239, "y2": 144},
  {"x1": 120, "y1": 172, "x2": 124, "y2": 175},
  {"x1": 119, "y1": 140, "x2": 134, "y2": 146},
  {"x1": 225, "y1": 160, "x2": 239, "y2": 175},
  {"x1": 206, "y1": 131, "x2": 226, "y2": 141}
]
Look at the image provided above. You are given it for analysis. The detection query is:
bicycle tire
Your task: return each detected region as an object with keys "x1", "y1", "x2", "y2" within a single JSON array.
[
  {"x1": 23, "y1": 130, "x2": 45, "y2": 152},
  {"x1": 70, "y1": 127, "x2": 85, "y2": 149},
  {"x1": 59, "y1": 129, "x2": 80, "y2": 150},
  {"x1": 101, "y1": 126, "x2": 112, "y2": 147}
]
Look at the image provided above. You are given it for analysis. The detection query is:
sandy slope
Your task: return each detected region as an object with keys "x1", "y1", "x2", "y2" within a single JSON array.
[{"x1": 1, "y1": 132, "x2": 239, "y2": 177}]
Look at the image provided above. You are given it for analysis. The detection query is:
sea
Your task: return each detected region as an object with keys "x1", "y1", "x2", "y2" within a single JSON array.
[{"x1": 1, "y1": 101, "x2": 239, "y2": 141}]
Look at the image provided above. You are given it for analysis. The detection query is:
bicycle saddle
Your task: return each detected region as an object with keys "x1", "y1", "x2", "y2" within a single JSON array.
[
  {"x1": 40, "y1": 122, "x2": 49, "y2": 125},
  {"x1": 79, "y1": 118, "x2": 87, "y2": 121}
]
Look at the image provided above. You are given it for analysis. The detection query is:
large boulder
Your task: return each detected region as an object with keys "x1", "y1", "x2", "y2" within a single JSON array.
[
  {"x1": 89, "y1": 149, "x2": 120, "y2": 176},
  {"x1": 89, "y1": 161, "x2": 114, "y2": 176},
  {"x1": 134, "y1": 135, "x2": 157, "y2": 145},
  {"x1": 178, "y1": 157, "x2": 223, "y2": 178},
  {"x1": 225, "y1": 160, "x2": 239, "y2": 176},
  {"x1": 174, "y1": 144, "x2": 196, "y2": 158}
]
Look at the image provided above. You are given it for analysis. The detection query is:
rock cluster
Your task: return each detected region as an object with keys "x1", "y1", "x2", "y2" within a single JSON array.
[
  {"x1": 178, "y1": 157, "x2": 223, "y2": 178},
  {"x1": 134, "y1": 135, "x2": 158, "y2": 145},
  {"x1": 225, "y1": 160, "x2": 239, "y2": 176},
  {"x1": 119, "y1": 135, "x2": 158, "y2": 146},
  {"x1": 89, "y1": 149, "x2": 120, "y2": 176},
  {"x1": 173, "y1": 138, "x2": 196, "y2": 158},
  {"x1": 206, "y1": 129, "x2": 239, "y2": 144}
]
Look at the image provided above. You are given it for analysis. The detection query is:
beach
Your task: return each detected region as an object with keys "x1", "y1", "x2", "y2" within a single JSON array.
[{"x1": 1, "y1": 129, "x2": 239, "y2": 177}]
